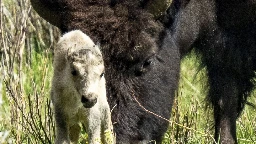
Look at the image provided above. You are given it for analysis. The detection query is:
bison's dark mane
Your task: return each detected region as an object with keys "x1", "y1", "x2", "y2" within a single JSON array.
[
  {"x1": 60, "y1": 0, "x2": 164, "y2": 69},
  {"x1": 55, "y1": 1, "x2": 171, "y2": 141},
  {"x1": 31, "y1": 0, "x2": 256, "y2": 143}
]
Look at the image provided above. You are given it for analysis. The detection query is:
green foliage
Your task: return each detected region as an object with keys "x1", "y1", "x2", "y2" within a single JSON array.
[
  {"x1": 162, "y1": 52, "x2": 256, "y2": 144},
  {"x1": 0, "y1": 0, "x2": 59, "y2": 143}
]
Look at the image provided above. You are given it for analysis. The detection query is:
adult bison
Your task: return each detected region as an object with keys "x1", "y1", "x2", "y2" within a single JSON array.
[
  {"x1": 31, "y1": 0, "x2": 179, "y2": 143},
  {"x1": 31, "y1": 0, "x2": 256, "y2": 143},
  {"x1": 166, "y1": 1, "x2": 256, "y2": 143}
]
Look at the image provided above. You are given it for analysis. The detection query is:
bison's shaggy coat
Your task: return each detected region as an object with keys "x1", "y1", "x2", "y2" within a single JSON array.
[
  {"x1": 51, "y1": 30, "x2": 113, "y2": 144},
  {"x1": 31, "y1": 0, "x2": 256, "y2": 143},
  {"x1": 34, "y1": 1, "x2": 180, "y2": 143},
  {"x1": 166, "y1": 0, "x2": 256, "y2": 143}
]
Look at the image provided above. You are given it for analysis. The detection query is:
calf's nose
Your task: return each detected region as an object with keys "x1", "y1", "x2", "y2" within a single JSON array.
[
  {"x1": 81, "y1": 96, "x2": 89, "y2": 103},
  {"x1": 81, "y1": 95, "x2": 97, "y2": 108}
]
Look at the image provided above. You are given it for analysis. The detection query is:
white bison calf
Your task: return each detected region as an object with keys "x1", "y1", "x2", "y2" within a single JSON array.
[{"x1": 51, "y1": 30, "x2": 113, "y2": 144}]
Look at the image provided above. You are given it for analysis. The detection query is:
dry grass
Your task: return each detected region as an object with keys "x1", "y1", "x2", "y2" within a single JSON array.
[
  {"x1": 0, "y1": 0, "x2": 60, "y2": 143},
  {"x1": 162, "y1": 52, "x2": 256, "y2": 144}
]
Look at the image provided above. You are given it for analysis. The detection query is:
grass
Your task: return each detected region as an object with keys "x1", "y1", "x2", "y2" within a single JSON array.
[
  {"x1": 0, "y1": 0, "x2": 59, "y2": 143},
  {"x1": 162, "y1": 52, "x2": 256, "y2": 144},
  {"x1": 0, "y1": 0, "x2": 256, "y2": 143}
]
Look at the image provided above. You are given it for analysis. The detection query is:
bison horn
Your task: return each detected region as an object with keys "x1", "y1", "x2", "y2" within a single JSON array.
[
  {"x1": 145, "y1": 0, "x2": 172, "y2": 19},
  {"x1": 30, "y1": 0, "x2": 172, "y2": 27},
  {"x1": 30, "y1": 0, "x2": 62, "y2": 28}
]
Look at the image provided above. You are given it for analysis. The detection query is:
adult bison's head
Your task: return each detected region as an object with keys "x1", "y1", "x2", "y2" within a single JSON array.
[
  {"x1": 31, "y1": 0, "x2": 179, "y2": 143},
  {"x1": 30, "y1": 0, "x2": 171, "y2": 28}
]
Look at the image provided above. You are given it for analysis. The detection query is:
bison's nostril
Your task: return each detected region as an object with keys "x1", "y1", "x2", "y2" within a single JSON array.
[{"x1": 81, "y1": 96, "x2": 89, "y2": 103}]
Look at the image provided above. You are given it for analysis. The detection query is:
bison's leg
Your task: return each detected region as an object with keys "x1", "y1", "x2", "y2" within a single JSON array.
[
  {"x1": 207, "y1": 69, "x2": 243, "y2": 144},
  {"x1": 212, "y1": 78, "x2": 237, "y2": 143},
  {"x1": 202, "y1": 30, "x2": 255, "y2": 144}
]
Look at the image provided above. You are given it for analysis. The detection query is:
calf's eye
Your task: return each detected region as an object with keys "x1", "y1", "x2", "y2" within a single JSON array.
[
  {"x1": 71, "y1": 69, "x2": 78, "y2": 76},
  {"x1": 100, "y1": 73, "x2": 104, "y2": 78}
]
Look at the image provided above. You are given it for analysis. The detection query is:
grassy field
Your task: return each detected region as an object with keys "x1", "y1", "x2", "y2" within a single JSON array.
[
  {"x1": 0, "y1": 0, "x2": 256, "y2": 143},
  {"x1": 163, "y1": 53, "x2": 256, "y2": 144}
]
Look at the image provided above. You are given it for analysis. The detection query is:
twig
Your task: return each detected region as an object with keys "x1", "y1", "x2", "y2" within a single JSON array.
[{"x1": 131, "y1": 90, "x2": 217, "y2": 143}]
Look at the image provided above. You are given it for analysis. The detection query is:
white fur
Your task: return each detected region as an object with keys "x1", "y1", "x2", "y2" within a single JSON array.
[{"x1": 51, "y1": 30, "x2": 113, "y2": 144}]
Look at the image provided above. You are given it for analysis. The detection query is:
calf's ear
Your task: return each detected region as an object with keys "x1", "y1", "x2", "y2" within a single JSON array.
[
  {"x1": 30, "y1": 0, "x2": 62, "y2": 28},
  {"x1": 66, "y1": 47, "x2": 75, "y2": 62}
]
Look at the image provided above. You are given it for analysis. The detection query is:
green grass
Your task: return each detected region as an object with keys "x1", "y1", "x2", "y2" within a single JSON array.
[
  {"x1": 0, "y1": 0, "x2": 58, "y2": 143},
  {"x1": 162, "y1": 52, "x2": 256, "y2": 144},
  {"x1": 0, "y1": 0, "x2": 256, "y2": 143},
  {"x1": 1, "y1": 49, "x2": 55, "y2": 143}
]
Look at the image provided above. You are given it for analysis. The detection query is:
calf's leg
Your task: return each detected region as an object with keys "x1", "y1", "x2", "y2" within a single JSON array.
[
  {"x1": 69, "y1": 124, "x2": 81, "y2": 143},
  {"x1": 102, "y1": 107, "x2": 114, "y2": 144},
  {"x1": 54, "y1": 106, "x2": 70, "y2": 144},
  {"x1": 86, "y1": 109, "x2": 102, "y2": 144}
]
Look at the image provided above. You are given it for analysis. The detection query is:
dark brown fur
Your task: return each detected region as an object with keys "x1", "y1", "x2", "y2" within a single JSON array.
[
  {"x1": 60, "y1": 0, "x2": 164, "y2": 68},
  {"x1": 31, "y1": 1, "x2": 178, "y2": 143},
  {"x1": 31, "y1": 0, "x2": 256, "y2": 143}
]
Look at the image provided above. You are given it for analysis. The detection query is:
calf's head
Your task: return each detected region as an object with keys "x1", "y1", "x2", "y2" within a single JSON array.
[{"x1": 66, "y1": 48, "x2": 104, "y2": 108}]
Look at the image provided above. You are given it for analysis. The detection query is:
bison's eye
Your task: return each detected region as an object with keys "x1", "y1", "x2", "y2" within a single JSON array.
[
  {"x1": 135, "y1": 57, "x2": 154, "y2": 76},
  {"x1": 142, "y1": 59, "x2": 152, "y2": 68}
]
